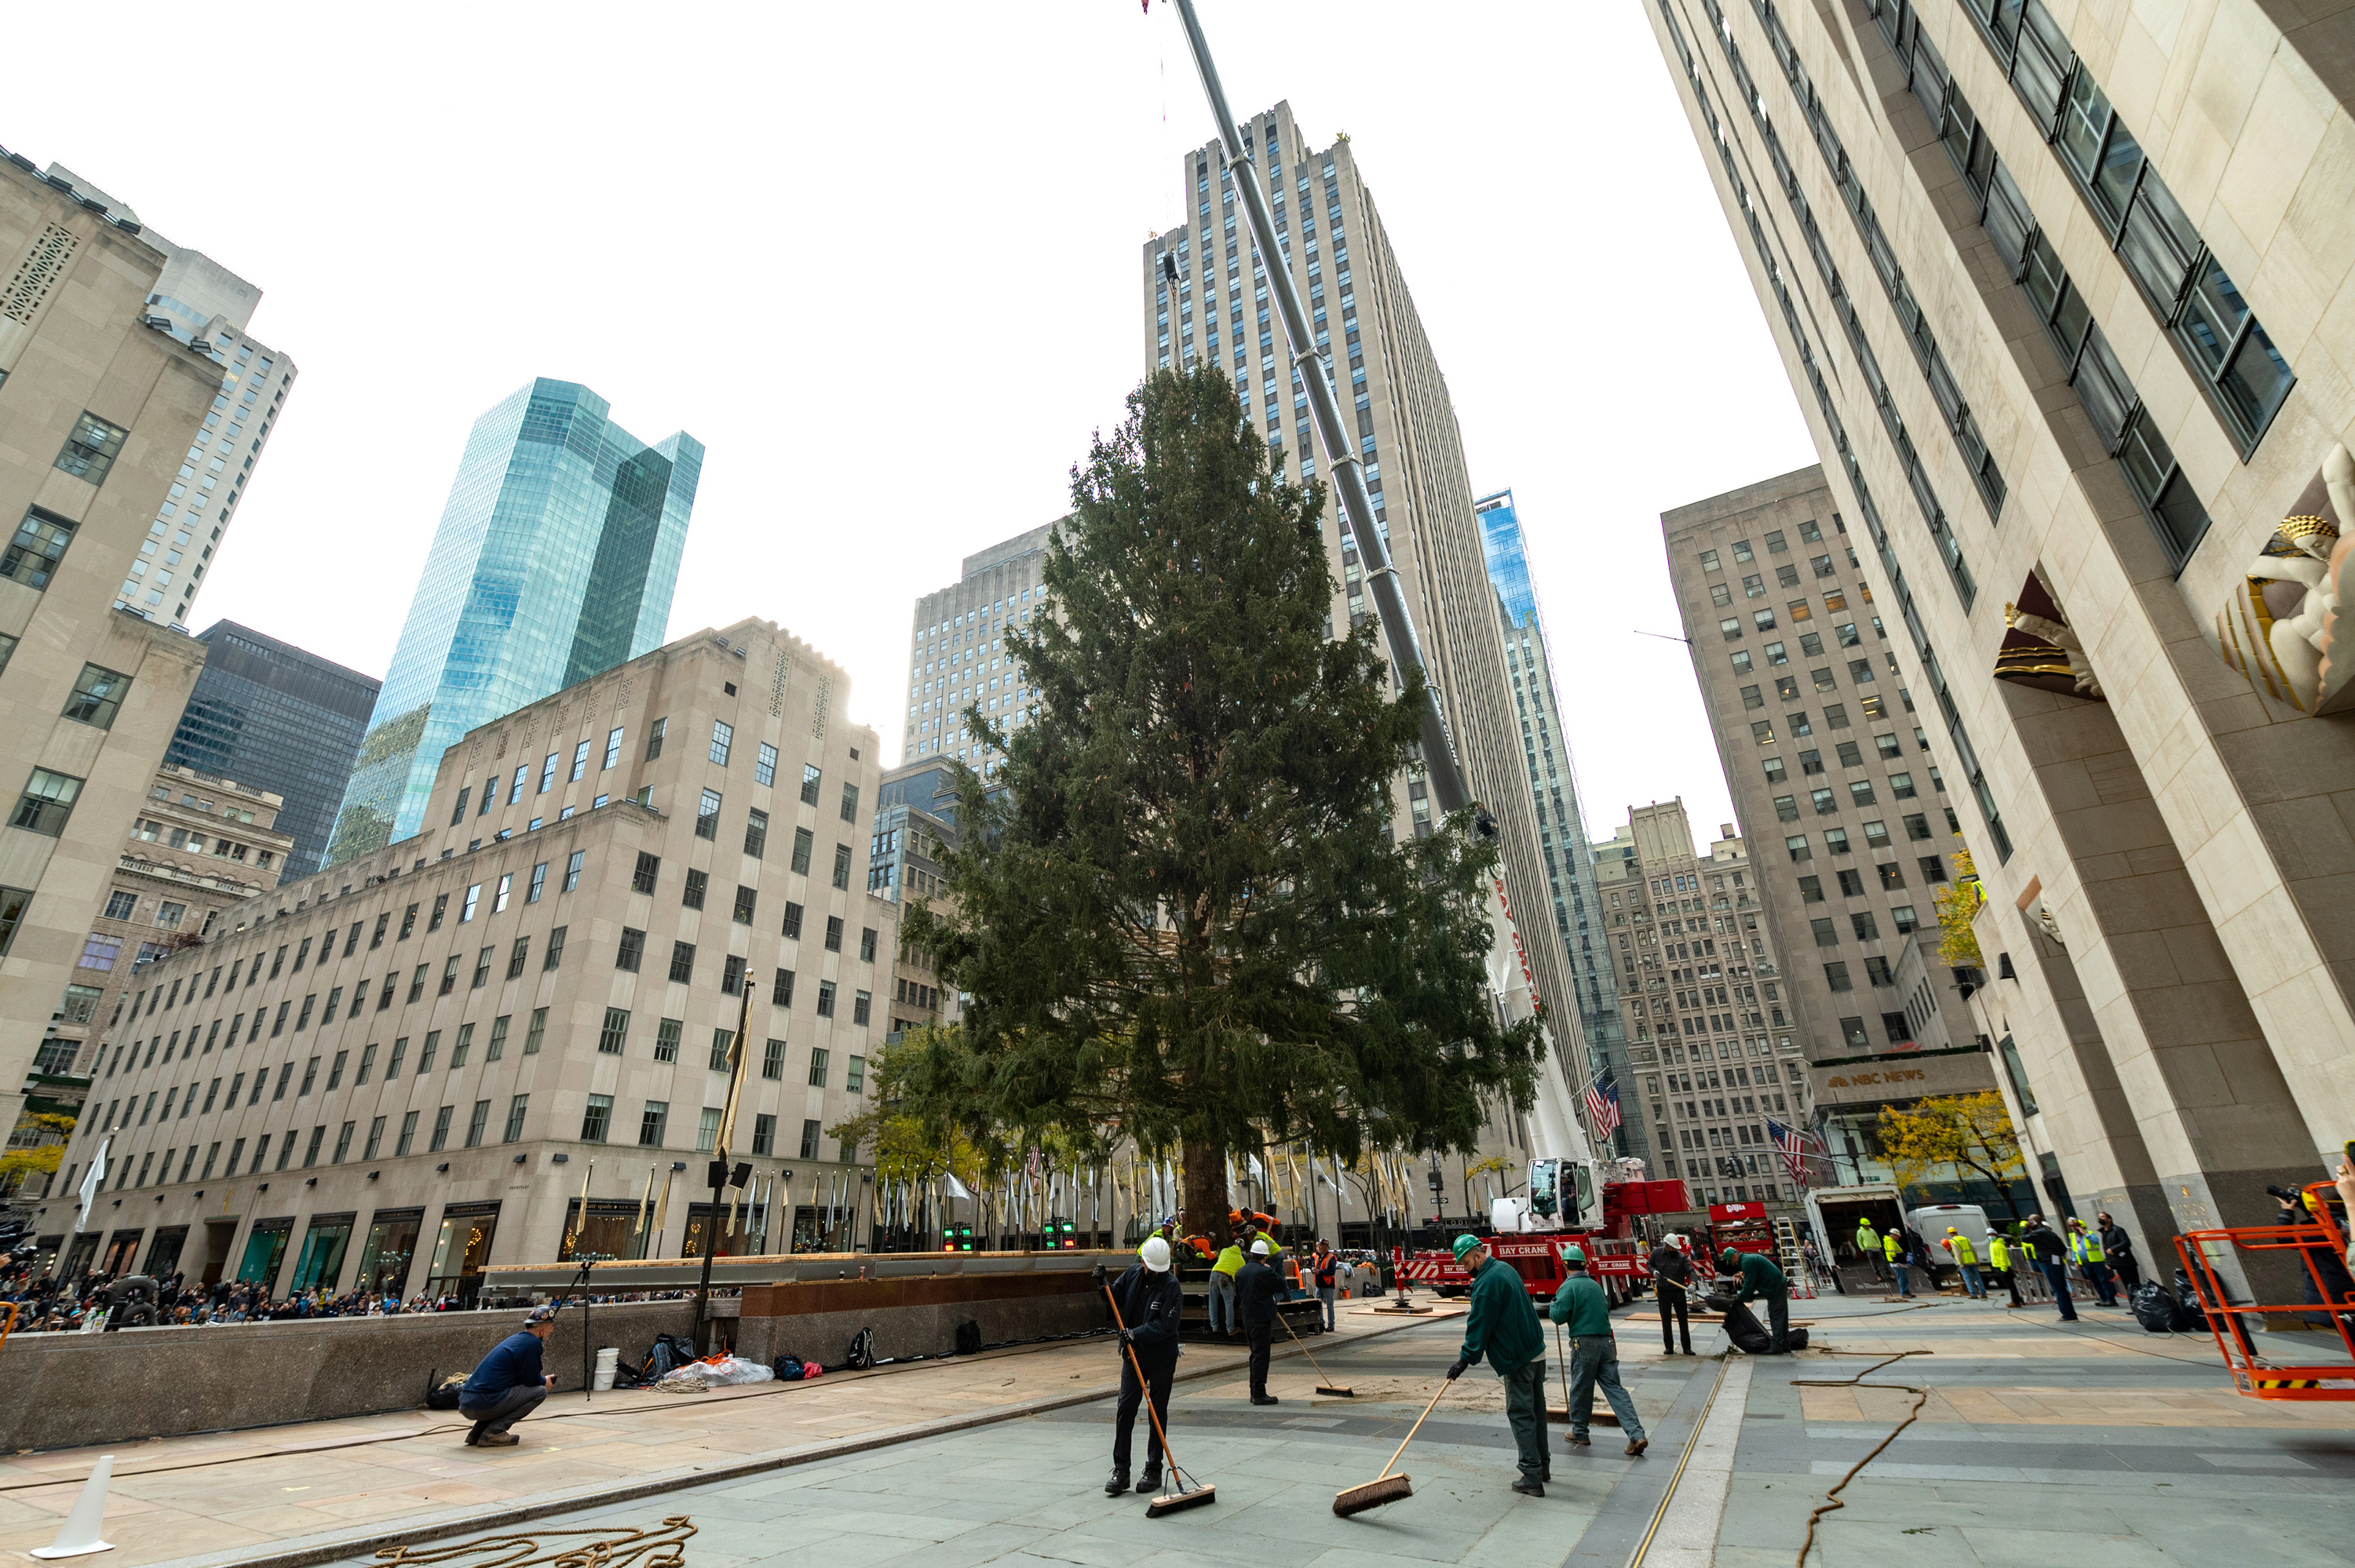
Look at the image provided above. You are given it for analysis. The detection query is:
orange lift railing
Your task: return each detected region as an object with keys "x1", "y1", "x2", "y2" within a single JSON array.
[{"x1": 2174, "y1": 1180, "x2": 2354, "y2": 1400}]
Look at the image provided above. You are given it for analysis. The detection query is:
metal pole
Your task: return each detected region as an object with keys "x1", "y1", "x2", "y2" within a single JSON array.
[
  {"x1": 1167, "y1": 0, "x2": 1474, "y2": 820},
  {"x1": 693, "y1": 977, "x2": 756, "y2": 1348}
]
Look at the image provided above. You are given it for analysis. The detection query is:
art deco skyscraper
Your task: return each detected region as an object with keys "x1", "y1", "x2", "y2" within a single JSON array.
[
  {"x1": 1142, "y1": 104, "x2": 1619, "y2": 1161},
  {"x1": 329, "y1": 380, "x2": 701, "y2": 862}
]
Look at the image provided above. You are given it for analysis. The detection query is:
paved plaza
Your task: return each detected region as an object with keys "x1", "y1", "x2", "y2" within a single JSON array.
[{"x1": 0, "y1": 1288, "x2": 2347, "y2": 1568}]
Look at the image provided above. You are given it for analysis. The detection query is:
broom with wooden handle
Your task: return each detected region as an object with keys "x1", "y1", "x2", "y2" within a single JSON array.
[
  {"x1": 1276, "y1": 1304, "x2": 1353, "y2": 1396},
  {"x1": 1332, "y1": 1373, "x2": 1454, "y2": 1516}
]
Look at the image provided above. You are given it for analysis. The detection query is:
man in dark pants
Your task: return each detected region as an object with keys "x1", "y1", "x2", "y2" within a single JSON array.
[
  {"x1": 1103, "y1": 1235, "x2": 1183, "y2": 1496},
  {"x1": 1444, "y1": 1234, "x2": 1550, "y2": 1497},
  {"x1": 1648, "y1": 1233, "x2": 1695, "y2": 1355},
  {"x1": 458, "y1": 1306, "x2": 557, "y2": 1446},
  {"x1": 1723, "y1": 1246, "x2": 1791, "y2": 1354},
  {"x1": 2021, "y1": 1215, "x2": 2076, "y2": 1322},
  {"x1": 2097, "y1": 1212, "x2": 2141, "y2": 1293},
  {"x1": 1238, "y1": 1238, "x2": 1283, "y2": 1405}
]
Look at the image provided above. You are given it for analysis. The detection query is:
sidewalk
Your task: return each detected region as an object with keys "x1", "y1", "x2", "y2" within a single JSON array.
[{"x1": 0, "y1": 1296, "x2": 1458, "y2": 1568}]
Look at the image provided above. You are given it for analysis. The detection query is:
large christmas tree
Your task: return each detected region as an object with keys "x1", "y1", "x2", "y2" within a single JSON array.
[{"x1": 898, "y1": 366, "x2": 1541, "y2": 1237}]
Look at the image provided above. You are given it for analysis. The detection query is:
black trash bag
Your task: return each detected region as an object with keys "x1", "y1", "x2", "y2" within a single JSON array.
[
  {"x1": 772, "y1": 1354, "x2": 805, "y2": 1381},
  {"x1": 2130, "y1": 1278, "x2": 2178, "y2": 1333},
  {"x1": 425, "y1": 1373, "x2": 467, "y2": 1410},
  {"x1": 2173, "y1": 1268, "x2": 2208, "y2": 1331},
  {"x1": 1720, "y1": 1300, "x2": 1774, "y2": 1355},
  {"x1": 954, "y1": 1319, "x2": 982, "y2": 1357},
  {"x1": 846, "y1": 1326, "x2": 876, "y2": 1370}
]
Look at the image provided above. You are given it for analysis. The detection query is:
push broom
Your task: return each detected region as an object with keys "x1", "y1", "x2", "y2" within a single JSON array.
[
  {"x1": 1333, "y1": 1374, "x2": 1453, "y2": 1516},
  {"x1": 1276, "y1": 1307, "x2": 1353, "y2": 1396},
  {"x1": 1101, "y1": 1281, "x2": 1216, "y2": 1518}
]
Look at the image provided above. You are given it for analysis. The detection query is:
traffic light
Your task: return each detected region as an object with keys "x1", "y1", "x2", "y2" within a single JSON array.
[{"x1": 944, "y1": 1223, "x2": 973, "y2": 1253}]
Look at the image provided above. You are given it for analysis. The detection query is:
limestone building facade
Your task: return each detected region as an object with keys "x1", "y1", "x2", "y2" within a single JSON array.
[
  {"x1": 37, "y1": 619, "x2": 889, "y2": 1296},
  {"x1": 1661, "y1": 470, "x2": 1998, "y2": 1181},
  {"x1": 1646, "y1": 0, "x2": 2355, "y2": 1262},
  {"x1": 0, "y1": 149, "x2": 246, "y2": 1137}
]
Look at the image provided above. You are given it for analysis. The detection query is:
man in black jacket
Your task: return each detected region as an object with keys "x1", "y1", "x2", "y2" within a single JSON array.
[
  {"x1": 2020, "y1": 1215, "x2": 2076, "y2": 1322},
  {"x1": 1238, "y1": 1238, "x2": 1283, "y2": 1406},
  {"x1": 1648, "y1": 1234, "x2": 1695, "y2": 1355},
  {"x1": 1102, "y1": 1235, "x2": 1185, "y2": 1496},
  {"x1": 2095, "y1": 1212, "x2": 2141, "y2": 1292}
]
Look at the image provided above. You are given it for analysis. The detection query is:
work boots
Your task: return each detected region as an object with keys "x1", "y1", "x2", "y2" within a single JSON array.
[
  {"x1": 1135, "y1": 1462, "x2": 1163, "y2": 1494},
  {"x1": 1103, "y1": 1470, "x2": 1130, "y2": 1497}
]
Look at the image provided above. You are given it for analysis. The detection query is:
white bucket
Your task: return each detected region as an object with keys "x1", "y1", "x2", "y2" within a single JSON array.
[{"x1": 593, "y1": 1347, "x2": 619, "y2": 1391}]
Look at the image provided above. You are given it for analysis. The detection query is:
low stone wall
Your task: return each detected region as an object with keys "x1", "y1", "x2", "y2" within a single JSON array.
[
  {"x1": 0, "y1": 1301, "x2": 697, "y2": 1452},
  {"x1": 733, "y1": 1270, "x2": 1108, "y2": 1366}
]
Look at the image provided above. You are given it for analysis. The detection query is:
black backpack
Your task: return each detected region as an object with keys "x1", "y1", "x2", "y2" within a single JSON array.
[
  {"x1": 954, "y1": 1319, "x2": 982, "y2": 1357},
  {"x1": 846, "y1": 1326, "x2": 876, "y2": 1370},
  {"x1": 772, "y1": 1354, "x2": 805, "y2": 1381},
  {"x1": 644, "y1": 1332, "x2": 698, "y2": 1381},
  {"x1": 425, "y1": 1373, "x2": 466, "y2": 1410}
]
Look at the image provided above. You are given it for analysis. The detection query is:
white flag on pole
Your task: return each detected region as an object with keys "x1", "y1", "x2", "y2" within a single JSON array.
[
  {"x1": 75, "y1": 1137, "x2": 109, "y2": 1235},
  {"x1": 944, "y1": 1171, "x2": 973, "y2": 1202}
]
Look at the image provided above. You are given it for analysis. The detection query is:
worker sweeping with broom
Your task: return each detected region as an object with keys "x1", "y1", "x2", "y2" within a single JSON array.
[
  {"x1": 1097, "y1": 1237, "x2": 1193, "y2": 1503},
  {"x1": 1446, "y1": 1233, "x2": 1551, "y2": 1497}
]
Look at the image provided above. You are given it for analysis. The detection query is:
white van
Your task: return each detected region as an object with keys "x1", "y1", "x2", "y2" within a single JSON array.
[{"x1": 1907, "y1": 1203, "x2": 1991, "y2": 1282}]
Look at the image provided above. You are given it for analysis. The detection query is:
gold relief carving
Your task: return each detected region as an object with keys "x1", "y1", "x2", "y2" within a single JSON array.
[{"x1": 2204, "y1": 443, "x2": 2353, "y2": 716}]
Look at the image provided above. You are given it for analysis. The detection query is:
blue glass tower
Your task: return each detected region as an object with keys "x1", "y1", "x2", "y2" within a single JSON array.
[
  {"x1": 327, "y1": 380, "x2": 701, "y2": 864},
  {"x1": 1476, "y1": 489, "x2": 1645, "y2": 1164}
]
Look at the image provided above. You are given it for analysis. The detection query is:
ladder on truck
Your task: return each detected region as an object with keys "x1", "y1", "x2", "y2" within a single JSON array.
[{"x1": 1774, "y1": 1216, "x2": 1816, "y2": 1300}]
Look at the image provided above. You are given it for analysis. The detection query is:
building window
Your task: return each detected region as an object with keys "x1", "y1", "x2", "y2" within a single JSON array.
[
  {"x1": 853, "y1": 990, "x2": 871, "y2": 1026},
  {"x1": 755, "y1": 743, "x2": 777, "y2": 787},
  {"x1": 710, "y1": 721, "x2": 733, "y2": 766},
  {"x1": 696, "y1": 1107, "x2": 721, "y2": 1151},
  {"x1": 654, "y1": 1018, "x2": 682, "y2": 1063},
  {"x1": 1809, "y1": 917, "x2": 1838, "y2": 948},
  {"x1": 54, "y1": 412, "x2": 128, "y2": 485},
  {"x1": 11, "y1": 769, "x2": 82, "y2": 837},
  {"x1": 816, "y1": 980, "x2": 836, "y2": 1018},
  {"x1": 801, "y1": 764, "x2": 821, "y2": 805},
  {"x1": 615, "y1": 926, "x2": 644, "y2": 972},
  {"x1": 682, "y1": 868, "x2": 708, "y2": 909},
  {"x1": 772, "y1": 968, "x2": 795, "y2": 1006},
  {"x1": 752, "y1": 1113, "x2": 776, "y2": 1155},
  {"x1": 428, "y1": 1106, "x2": 454, "y2": 1153},
  {"x1": 668, "y1": 941, "x2": 696, "y2": 983},
  {"x1": 503, "y1": 1094, "x2": 528, "y2": 1142},
  {"x1": 632, "y1": 852, "x2": 659, "y2": 893},
  {"x1": 799, "y1": 1118, "x2": 822, "y2": 1160},
  {"x1": 524, "y1": 1006, "x2": 548, "y2": 1053},
  {"x1": 597, "y1": 1008, "x2": 630, "y2": 1054},
  {"x1": 831, "y1": 844, "x2": 853, "y2": 890},
  {"x1": 644, "y1": 718, "x2": 666, "y2": 760},
  {"x1": 564, "y1": 851, "x2": 585, "y2": 892},
  {"x1": 762, "y1": 1037, "x2": 786, "y2": 1079},
  {"x1": 464, "y1": 1100, "x2": 491, "y2": 1148},
  {"x1": 637, "y1": 1100, "x2": 669, "y2": 1147},
  {"x1": 733, "y1": 884, "x2": 757, "y2": 924},
  {"x1": 745, "y1": 808, "x2": 769, "y2": 858},
  {"x1": 781, "y1": 901, "x2": 803, "y2": 939},
  {"x1": 1784, "y1": 834, "x2": 1809, "y2": 863},
  {"x1": 809, "y1": 1047, "x2": 830, "y2": 1088},
  {"x1": 2, "y1": 507, "x2": 75, "y2": 592},
  {"x1": 824, "y1": 916, "x2": 843, "y2": 953},
  {"x1": 1865, "y1": 956, "x2": 1897, "y2": 987},
  {"x1": 791, "y1": 829, "x2": 813, "y2": 875},
  {"x1": 581, "y1": 1094, "x2": 612, "y2": 1142},
  {"x1": 1824, "y1": 962, "x2": 1853, "y2": 993},
  {"x1": 696, "y1": 789, "x2": 722, "y2": 840},
  {"x1": 61, "y1": 664, "x2": 130, "y2": 729}
]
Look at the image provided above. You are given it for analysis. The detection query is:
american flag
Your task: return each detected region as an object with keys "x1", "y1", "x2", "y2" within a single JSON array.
[
  {"x1": 1582, "y1": 1076, "x2": 1622, "y2": 1137},
  {"x1": 1765, "y1": 1116, "x2": 1822, "y2": 1188}
]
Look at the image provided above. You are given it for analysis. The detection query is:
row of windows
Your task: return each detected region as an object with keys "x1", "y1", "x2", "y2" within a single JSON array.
[
  {"x1": 575, "y1": 1098, "x2": 841, "y2": 1161},
  {"x1": 83, "y1": 1096, "x2": 531, "y2": 1194},
  {"x1": 1657, "y1": 0, "x2": 2013, "y2": 864},
  {"x1": 0, "y1": 410, "x2": 132, "y2": 593}
]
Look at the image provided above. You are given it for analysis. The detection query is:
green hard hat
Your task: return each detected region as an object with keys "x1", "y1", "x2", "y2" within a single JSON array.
[
  {"x1": 1451, "y1": 1233, "x2": 1483, "y2": 1262},
  {"x1": 1560, "y1": 1244, "x2": 1586, "y2": 1264}
]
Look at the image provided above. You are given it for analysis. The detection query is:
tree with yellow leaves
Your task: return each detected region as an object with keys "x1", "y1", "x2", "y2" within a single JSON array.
[
  {"x1": 1875, "y1": 1090, "x2": 2028, "y2": 1219},
  {"x1": 1933, "y1": 844, "x2": 1984, "y2": 967},
  {"x1": 0, "y1": 1114, "x2": 73, "y2": 1197}
]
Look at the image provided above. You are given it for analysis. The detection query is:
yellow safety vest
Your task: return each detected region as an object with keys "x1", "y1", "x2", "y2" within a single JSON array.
[
  {"x1": 1988, "y1": 1236, "x2": 2011, "y2": 1270},
  {"x1": 1882, "y1": 1234, "x2": 1901, "y2": 1261},
  {"x1": 1946, "y1": 1233, "x2": 1978, "y2": 1265}
]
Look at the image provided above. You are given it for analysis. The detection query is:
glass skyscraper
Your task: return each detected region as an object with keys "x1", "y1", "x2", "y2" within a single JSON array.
[
  {"x1": 1476, "y1": 488, "x2": 1644, "y2": 1163},
  {"x1": 327, "y1": 379, "x2": 701, "y2": 863},
  {"x1": 167, "y1": 622, "x2": 382, "y2": 881}
]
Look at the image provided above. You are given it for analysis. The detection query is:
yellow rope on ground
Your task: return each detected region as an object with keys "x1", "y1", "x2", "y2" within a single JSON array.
[
  {"x1": 1791, "y1": 1350, "x2": 1933, "y2": 1568},
  {"x1": 374, "y1": 1515, "x2": 696, "y2": 1567}
]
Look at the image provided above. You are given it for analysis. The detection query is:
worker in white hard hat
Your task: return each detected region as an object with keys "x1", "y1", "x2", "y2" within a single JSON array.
[{"x1": 1097, "y1": 1234, "x2": 1183, "y2": 1497}]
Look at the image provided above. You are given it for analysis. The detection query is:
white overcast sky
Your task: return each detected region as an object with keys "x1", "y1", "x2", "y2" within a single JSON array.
[{"x1": 15, "y1": 1, "x2": 1813, "y2": 844}]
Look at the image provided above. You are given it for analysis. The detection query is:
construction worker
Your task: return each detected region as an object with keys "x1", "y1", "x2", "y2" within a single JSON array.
[
  {"x1": 458, "y1": 1305, "x2": 557, "y2": 1447},
  {"x1": 2021, "y1": 1214, "x2": 2076, "y2": 1322},
  {"x1": 1987, "y1": 1229, "x2": 2024, "y2": 1307},
  {"x1": 1444, "y1": 1234, "x2": 1550, "y2": 1497},
  {"x1": 1238, "y1": 1238, "x2": 1283, "y2": 1405},
  {"x1": 1551, "y1": 1245, "x2": 1649, "y2": 1456},
  {"x1": 1101, "y1": 1236, "x2": 1183, "y2": 1496},
  {"x1": 1942, "y1": 1227, "x2": 1985, "y2": 1299},
  {"x1": 1855, "y1": 1216, "x2": 1885, "y2": 1282},
  {"x1": 1882, "y1": 1228, "x2": 1913, "y2": 1298},
  {"x1": 1311, "y1": 1240, "x2": 1340, "y2": 1330},
  {"x1": 1208, "y1": 1231, "x2": 1245, "y2": 1336},
  {"x1": 1722, "y1": 1245, "x2": 1791, "y2": 1353},
  {"x1": 2068, "y1": 1218, "x2": 2119, "y2": 1306},
  {"x1": 1648, "y1": 1231, "x2": 1695, "y2": 1355}
]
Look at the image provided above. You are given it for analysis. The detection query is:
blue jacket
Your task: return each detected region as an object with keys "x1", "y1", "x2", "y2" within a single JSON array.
[{"x1": 461, "y1": 1330, "x2": 546, "y2": 1406}]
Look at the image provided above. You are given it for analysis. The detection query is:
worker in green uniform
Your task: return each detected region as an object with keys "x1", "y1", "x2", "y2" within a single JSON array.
[
  {"x1": 1443, "y1": 1234, "x2": 1550, "y2": 1497},
  {"x1": 1722, "y1": 1245, "x2": 1791, "y2": 1354},
  {"x1": 1549, "y1": 1245, "x2": 1648, "y2": 1456}
]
